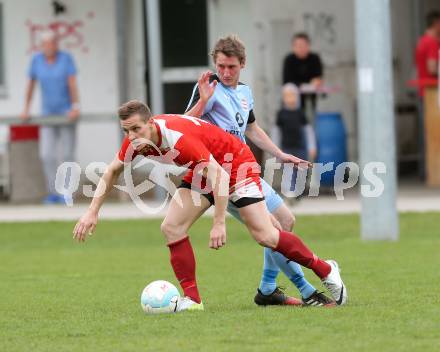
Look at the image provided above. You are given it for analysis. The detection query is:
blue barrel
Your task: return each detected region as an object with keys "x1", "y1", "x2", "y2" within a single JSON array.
[{"x1": 315, "y1": 112, "x2": 347, "y2": 186}]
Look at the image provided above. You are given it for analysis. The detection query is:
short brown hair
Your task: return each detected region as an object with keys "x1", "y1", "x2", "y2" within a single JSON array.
[
  {"x1": 211, "y1": 34, "x2": 246, "y2": 64},
  {"x1": 118, "y1": 100, "x2": 152, "y2": 121},
  {"x1": 292, "y1": 32, "x2": 310, "y2": 43}
]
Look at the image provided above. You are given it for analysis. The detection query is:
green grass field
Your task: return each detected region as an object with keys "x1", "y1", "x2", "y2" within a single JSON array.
[{"x1": 1, "y1": 212, "x2": 439, "y2": 351}]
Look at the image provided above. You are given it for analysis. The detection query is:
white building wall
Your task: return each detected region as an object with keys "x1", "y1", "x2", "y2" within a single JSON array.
[
  {"x1": 125, "y1": 0, "x2": 147, "y2": 103},
  {"x1": 208, "y1": 0, "x2": 255, "y2": 85},
  {"x1": 0, "y1": 0, "x2": 120, "y2": 168}
]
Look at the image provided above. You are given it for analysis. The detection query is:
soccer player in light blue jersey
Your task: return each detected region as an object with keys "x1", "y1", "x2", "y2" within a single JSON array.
[{"x1": 183, "y1": 35, "x2": 334, "y2": 307}]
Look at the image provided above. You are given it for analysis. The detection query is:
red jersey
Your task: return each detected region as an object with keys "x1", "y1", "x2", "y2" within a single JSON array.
[
  {"x1": 117, "y1": 114, "x2": 261, "y2": 193},
  {"x1": 415, "y1": 33, "x2": 440, "y2": 96}
]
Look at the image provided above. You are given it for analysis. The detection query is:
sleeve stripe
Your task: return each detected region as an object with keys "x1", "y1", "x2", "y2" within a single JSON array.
[
  {"x1": 184, "y1": 83, "x2": 200, "y2": 113},
  {"x1": 248, "y1": 110, "x2": 256, "y2": 124}
]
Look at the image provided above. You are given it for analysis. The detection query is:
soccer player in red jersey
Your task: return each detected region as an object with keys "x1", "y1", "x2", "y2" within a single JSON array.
[{"x1": 73, "y1": 100, "x2": 347, "y2": 311}]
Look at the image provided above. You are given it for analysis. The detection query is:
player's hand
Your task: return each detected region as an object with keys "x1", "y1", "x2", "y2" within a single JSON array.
[
  {"x1": 279, "y1": 152, "x2": 312, "y2": 169},
  {"x1": 209, "y1": 222, "x2": 226, "y2": 250},
  {"x1": 67, "y1": 108, "x2": 80, "y2": 122},
  {"x1": 198, "y1": 70, "x2": 217, "y2": 103},
  {"x1": 269, "y1": 214, "x2": 282, "y2": 231},
  {"x1": 73, "y1": 210, "x2": 98, "y2": 242},
  {"x1": 311, "y1": 78, "x2": 323, "y2": 89},
  {"x1": 20, "y1": 111, "x2": 31, "y2": 122}
]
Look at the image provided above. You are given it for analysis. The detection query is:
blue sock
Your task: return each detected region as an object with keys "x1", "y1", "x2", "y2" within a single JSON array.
[
  {"x1": 269, "y1": 250, "x2": 316, "y2": 299},
  {"x1": 258, "y1": 247, "x2": 281, "y2": 295}
]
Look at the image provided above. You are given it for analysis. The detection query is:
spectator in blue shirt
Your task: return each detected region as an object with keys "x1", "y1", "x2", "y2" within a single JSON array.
[{"x1": 21, "y1": 31, "x2": 80, "y2": 204}]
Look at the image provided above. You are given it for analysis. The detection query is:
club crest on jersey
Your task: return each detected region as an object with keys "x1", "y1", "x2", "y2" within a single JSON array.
[{"x1": 240, "y1": 98, "x2": 248, "y2": 111}]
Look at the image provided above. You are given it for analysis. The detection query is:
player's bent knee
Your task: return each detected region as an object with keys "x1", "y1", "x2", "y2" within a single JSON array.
[
  {"x1": 160, "y1": 220, "x2": 186, "y2": 242},
  {"x1": 252, "y1": 230, "x2": 278, "y2": 249}
]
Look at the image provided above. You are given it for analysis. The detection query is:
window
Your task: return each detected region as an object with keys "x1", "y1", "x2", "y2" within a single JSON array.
[
  {"x1": 164, "y1": 82, "x2": 195, "y2": 113},
  {"x1": 160, "y1": 0, "x2": 208, "y2": 68}
]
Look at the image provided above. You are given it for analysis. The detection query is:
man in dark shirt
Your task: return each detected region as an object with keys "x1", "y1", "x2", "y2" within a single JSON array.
[{"x1": 282, "y1": 32, "x2": 323, "y2": 116}]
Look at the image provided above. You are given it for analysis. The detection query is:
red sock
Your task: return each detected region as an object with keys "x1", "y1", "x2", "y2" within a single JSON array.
[
  {"x1": 167, "y1": 236, "x2": 201, "y2": 303},
  {"x1": 275, "y1": 230, "x2": 331, "y2": 279}
]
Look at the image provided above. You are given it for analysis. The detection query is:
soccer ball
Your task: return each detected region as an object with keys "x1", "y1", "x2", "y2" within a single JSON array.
[{"x1": 140, "y1": 280, "x2": 181, "y2": 314}]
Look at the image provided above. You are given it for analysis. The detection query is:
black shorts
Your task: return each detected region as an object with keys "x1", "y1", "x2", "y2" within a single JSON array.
[{"x1": 177, "y1": 181, "x2": 264, "y2": 208}]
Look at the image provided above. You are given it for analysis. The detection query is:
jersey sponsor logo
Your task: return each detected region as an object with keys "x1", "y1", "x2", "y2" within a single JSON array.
[
  {"x1": 235, "y1": 112, "x2": 244, "y2": 127},
  {"x1": 227, "y1": 129, "x2": 245, "y2": 141}
]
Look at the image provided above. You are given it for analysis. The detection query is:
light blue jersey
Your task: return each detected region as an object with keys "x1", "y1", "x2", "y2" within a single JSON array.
[
  {"x1": 185, "y1": 74, "x2": 255, "y2": 142},
  {"x1": 185, "y1": 75, "x2": 283, "y2": 214}
]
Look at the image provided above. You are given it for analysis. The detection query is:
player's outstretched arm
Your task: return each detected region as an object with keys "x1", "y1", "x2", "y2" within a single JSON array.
[
  {"x1": 73, "y1": 157, "x2": 124, "y2": 242},
  {"x1": 203, "y1": 158, "x2": 230, "y2": 250},
  {"x1": 245, "y1": 122, "x2": 312, "y2": 168}
]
